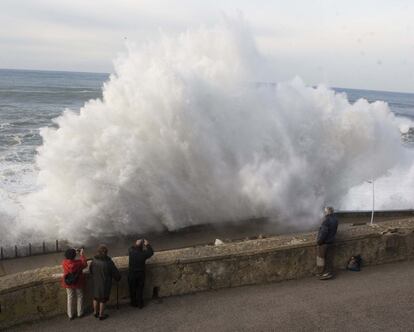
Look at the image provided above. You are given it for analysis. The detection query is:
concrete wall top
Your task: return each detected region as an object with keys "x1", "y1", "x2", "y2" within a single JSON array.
[{"x1": 1, "y1": 218, "x2": 413, "y2": 295}]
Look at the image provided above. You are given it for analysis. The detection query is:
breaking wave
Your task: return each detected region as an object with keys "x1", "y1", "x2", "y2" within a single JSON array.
[{"x1": 1, "y1": 20, "x2": 410, "y2": 244}]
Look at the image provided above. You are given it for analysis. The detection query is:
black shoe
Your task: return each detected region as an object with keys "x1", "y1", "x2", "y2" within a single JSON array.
[
  {"x1": 130, "y1": 302, "x2": 139, "y2": 307},
  {"x1": 99, "y1": 314, "x2": 109, "y2": 321},
  {"x1": 69, "y1": 316, "x2": 75, "y2": 321},
  {"x1": 94, "y1": 313, "x2": 99, "y2": 318}
]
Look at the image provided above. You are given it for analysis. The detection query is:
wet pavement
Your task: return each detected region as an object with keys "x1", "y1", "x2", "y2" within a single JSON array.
[{"x1": 10, "y1": 260, "x2": 414, "y2": 332}]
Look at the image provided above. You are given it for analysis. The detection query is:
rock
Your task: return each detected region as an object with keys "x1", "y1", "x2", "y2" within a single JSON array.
[
  {"x1": 287, "y1": 238, "x2": 305, "y2": 245},
  {"x1": 381, "y1": 227, "x2": 399, "y2": 235},
  {"x1": 214, "y1": 239, "x2": 224, "y2": 246}
]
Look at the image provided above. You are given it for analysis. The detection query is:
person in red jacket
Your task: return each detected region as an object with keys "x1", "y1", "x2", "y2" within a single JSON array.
[{"x1": 61, "y1": 248, "x2": 88, "y2": 320}]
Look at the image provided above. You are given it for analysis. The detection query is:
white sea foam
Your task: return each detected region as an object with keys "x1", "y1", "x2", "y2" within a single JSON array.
[{"x1": 1, "y1": 20, "x2": 411, "y2": 244}]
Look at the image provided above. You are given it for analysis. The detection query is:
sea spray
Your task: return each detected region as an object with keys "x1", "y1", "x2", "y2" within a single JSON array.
[{"x1": 4, "y1": 21, "x2": 407, "y2": 243}]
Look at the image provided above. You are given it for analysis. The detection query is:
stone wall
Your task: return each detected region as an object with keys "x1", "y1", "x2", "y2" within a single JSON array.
[{"x1": 1, "y1": 219, "x2": 413, "y2": 329}]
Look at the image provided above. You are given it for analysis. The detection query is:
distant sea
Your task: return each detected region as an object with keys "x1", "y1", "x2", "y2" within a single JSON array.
[
  {"x1": 0, "y1": 69, "x2": 108, "y2": 196},
  {"x1": 0, "y1": 68, "x2": 414, "y2": 197}
]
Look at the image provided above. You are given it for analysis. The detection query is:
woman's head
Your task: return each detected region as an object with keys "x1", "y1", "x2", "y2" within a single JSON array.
[
  {"x1": 64, "y1": 248, "x2": 77, "y2": 260},
  {"x1": 96, "y1": 244, "x2": 108, "y2": 258}
]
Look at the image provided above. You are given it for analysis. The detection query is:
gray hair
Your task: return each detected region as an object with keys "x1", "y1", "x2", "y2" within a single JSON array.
[{"x1": 324, "y1": 207, "x2": 334, "y2": 215}]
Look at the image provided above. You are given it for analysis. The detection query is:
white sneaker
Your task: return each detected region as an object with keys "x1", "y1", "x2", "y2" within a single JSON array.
[{"x1": 319, "y1": 272, "x2": 333, "y2": 280}]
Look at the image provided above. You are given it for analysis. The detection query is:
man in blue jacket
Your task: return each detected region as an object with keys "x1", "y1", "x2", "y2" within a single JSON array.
[{"x1": 316, "y1": 207, "x2": 338, "y2": 280}]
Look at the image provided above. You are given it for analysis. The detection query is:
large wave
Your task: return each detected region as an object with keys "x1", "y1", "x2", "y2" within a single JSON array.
[{"x1": 2, "y1": 20, "x2": 409, "y2": 244}]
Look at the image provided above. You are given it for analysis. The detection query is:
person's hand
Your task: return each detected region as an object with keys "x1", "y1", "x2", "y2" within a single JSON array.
[
  {"x1": 144, "y1": 239, "x2": 149, "y2": 246},
  {"x1": 79, "y1": 248, "x2": 84, "y2": 256}
]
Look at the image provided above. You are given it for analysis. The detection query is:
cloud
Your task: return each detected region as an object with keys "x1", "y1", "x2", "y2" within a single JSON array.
[{"x1": 0, "y1": 0, "x2": 413, "y2": 91}]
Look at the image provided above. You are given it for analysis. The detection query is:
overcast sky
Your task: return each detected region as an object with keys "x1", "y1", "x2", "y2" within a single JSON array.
[{"x1": 1, "y1": 0, "x2": 413, "y2": 92}]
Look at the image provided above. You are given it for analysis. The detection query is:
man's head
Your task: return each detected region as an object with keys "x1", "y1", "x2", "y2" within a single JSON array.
[
  {"x1": 324, "y1": 206, "x2": 334, "y2": 216},
  {"x1": 135, "y1": 239, "x2": 144, "y2": 248}
]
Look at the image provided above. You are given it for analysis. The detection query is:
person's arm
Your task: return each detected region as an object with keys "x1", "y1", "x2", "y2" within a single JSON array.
[
  {"x1": 333, "y1": 217, "x2": 339, "y2": 236},
  {"x1": 110, "y1": 259, "x2": 121, "y2": 282},
  {"x1": 144, "y1": 245, "x2": 154, "y2": 259},
  {"x1": 143, "y1": 239, "x2": 154, "y2": 259},
  {"x1": 317, "y1": 221, "x2": 328, "y2": 245},
  {"x1": 79, "y1": 249, "x2": 88, "y2": 269}
]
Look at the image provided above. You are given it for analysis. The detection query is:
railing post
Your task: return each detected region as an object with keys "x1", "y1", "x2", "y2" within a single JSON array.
[
  {"x1": 28, "y1": 243, "x2": 32, "y2": 256},
  {"x1": 56, "y1": 240, "x2": 59, "y2": 252},
  {"x1": 0, "y1": 247, "x2": 3, "y2": 260},
  {"x1": 15, "y1": 245, "x2": 18, "y2": 258},
  {"x1": 42, "y1": 241, "x2": 46, "y2": 254}
]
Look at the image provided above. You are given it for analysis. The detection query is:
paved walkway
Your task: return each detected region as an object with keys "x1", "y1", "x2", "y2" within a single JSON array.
[{"x1": 10, "y1": 261, "x2": 414, "y2": 332}]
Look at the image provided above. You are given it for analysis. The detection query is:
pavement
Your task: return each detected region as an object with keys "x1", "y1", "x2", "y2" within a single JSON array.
[{"x1": 10, "y1": 260, "x2": 414, "y2": 332}]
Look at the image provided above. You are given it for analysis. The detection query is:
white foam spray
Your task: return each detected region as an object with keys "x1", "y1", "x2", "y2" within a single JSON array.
[{"x1": 4, "y1": 20, "x2": 410, "y2": 244}]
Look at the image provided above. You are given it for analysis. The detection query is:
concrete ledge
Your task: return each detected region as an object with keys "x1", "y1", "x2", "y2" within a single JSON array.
[
  {"x1": 1, "y1": 219, "x2": 413, "y2": 329},
  {"x1": 336, "y1": 209, "x2": 414, "y2": 219}
]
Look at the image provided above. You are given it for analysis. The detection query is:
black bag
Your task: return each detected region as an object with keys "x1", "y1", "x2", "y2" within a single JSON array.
[
  {"x1": 64, "y1": 269, "x2": 81, "y2": 285},
  {"x1": 347, "y1": 255, "x2": 362, "y2": 272}
]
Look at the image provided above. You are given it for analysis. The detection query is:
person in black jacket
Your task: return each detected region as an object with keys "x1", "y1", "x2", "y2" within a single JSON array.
[
  {"x1": 316, "y1": 207, "x2": 338, "y2": 280},
  {"x1": 128, "y1": 239, "x2": 154, "y2": 308},
  {"x1": 89, "y1": 244, "x2": 121, "y2": 320}
]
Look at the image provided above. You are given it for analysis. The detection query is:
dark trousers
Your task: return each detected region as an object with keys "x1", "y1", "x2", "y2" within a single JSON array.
[
  {"x1": 128, "y1": 272, "x2": 145, "y2": 307},
  {"x1": 316, "y1": 243, "x2": 335, "y2": 275}
]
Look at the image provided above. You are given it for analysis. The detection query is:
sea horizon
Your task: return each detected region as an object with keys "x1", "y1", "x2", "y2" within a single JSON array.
[{"x1": 1, "y1": 67, "x2": 413, "y2": 95}]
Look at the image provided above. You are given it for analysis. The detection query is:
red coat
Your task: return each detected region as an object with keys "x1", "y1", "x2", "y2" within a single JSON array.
[{"x1": 61, "y1": 254, "x2": 88, "y2": 289}]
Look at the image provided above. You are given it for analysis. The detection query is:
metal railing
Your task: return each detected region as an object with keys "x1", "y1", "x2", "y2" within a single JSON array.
[{"x1": 0, "y1": 239, "x2": 66, "y2": 260}]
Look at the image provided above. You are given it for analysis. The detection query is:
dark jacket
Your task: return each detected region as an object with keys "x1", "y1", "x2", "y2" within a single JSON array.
[
  {"x1": 89, "y1": 255, "x2": 121, "y2": 300},
  {"x1": 128, "y1": 245, "x2": 154, "y2": 274},
  {"x1": 317, "y1": 214, "x2": 338, "y2": 245}
]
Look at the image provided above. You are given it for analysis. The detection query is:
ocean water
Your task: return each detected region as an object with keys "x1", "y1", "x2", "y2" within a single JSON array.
[
  {"x1": 0, "y1": 69, "x2": 108, "y2": 194},
  {"x1": 1, "y1": 70, "x2": 413, "y2": 196},
  {"x1": 1, "y1": 63, "x2": 414, "y2": 244},
  {"x1": 334, "y1": 87, "x2": 414, "y2": 144},
  {"x1": 334, "y1": 87, "x2": 414, "y2": 120},
  {"x1": 1, "y1": 70, "x2": 412, "y2": 183}
]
